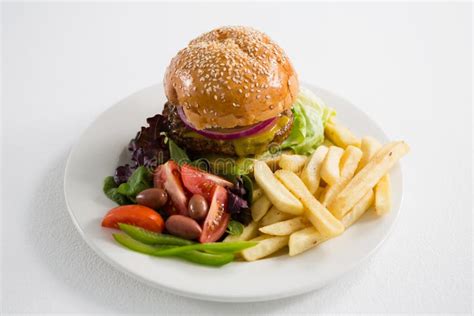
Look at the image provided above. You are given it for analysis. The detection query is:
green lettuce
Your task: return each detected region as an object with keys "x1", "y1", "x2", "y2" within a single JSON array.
[{"x1": 281, "y1": 88, "x2": 335, "y2": 155}]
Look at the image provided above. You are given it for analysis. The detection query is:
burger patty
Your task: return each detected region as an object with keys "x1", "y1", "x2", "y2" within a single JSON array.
[{"x1": 163, "y1": 102, "x2": 294, "y2": 157}]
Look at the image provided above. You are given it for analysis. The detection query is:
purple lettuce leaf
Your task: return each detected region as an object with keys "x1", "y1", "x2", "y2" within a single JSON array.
[
  {"x1": 227, "y1": 177, "x2": 252, "y2": 225},
  {"x1": 114, "y1": 114, "x2": 170, "y2": 184},
  {"x1": 113, "y1": 164, "x2": 134, "y2": 185}
]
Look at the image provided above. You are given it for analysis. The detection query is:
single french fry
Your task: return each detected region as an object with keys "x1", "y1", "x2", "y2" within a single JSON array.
[
  {"x1": 275, "y1": 170, "x2": 345, "y2": 237},
  {"x1": 241, "y1": 235, "x2": 289, "y2": 261},
  {"x1": 259, "y1": 216, "x2": 309, "y2": 236},
  {"x1": 325, "y1": 121, "x2": 361, "y2": 148},
  {"x1": 320, "y1": 146, "x2": 344, "y2": 186},
  {"x1": 322, "y1": 146, "x2": 363, "y2": 207},
  {"x1": 328, "y1": 141, "x2": 409, "y2": 218},
  {"x1": 251, "y1": 195, "x2": 272, "y2": 221},
  {"x1": 253, "y1": 161, "x2": 304, "y2": 215},
  {"x1": 260, "y1": 206, "x2": 294, "y2": 226},
  {"x1": 288, "y1": 227, "x2": 329, "y2": 256},
  {"x1": 300, "y1": 145, "x2": 329, "y2": 194},
  {"x1": 252, "y1": 187, "x2": 263, "y2": 203},
  {"x1": 339, "y1": 146, "x2": 363, "y2": 176},
  {"x1": 375, "y1": 174, "x2": 391, "y2": 215},
  {"x1": 359, "y1": 137, "x2": 391, "y2": 214},
  {"x1": 358, "y1": 136, "x2": 382, "y2": 171},
  {"x1": 224, "y1": 220, "x2": 260, "y2": 242},
  {"x1": 279, "y1": 154, "x2": 307, "y2": 174},
  {"x1": 341, "y1": 189, "x2": 374, "y2": 228}
]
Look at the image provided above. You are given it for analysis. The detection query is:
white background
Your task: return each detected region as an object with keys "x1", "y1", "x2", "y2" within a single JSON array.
[{"x1": 1, "y1": 2, "x2": 472, "y2": 314}]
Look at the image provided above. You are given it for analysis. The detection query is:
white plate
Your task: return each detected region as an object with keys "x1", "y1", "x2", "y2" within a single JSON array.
[{"x1": 64, "y1": 83, "x2": 403, "y2": 302}]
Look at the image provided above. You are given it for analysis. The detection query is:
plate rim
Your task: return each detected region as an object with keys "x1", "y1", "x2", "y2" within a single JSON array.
[{"x1": 63, "y1": 83, "x2": 404, "y2": 302}]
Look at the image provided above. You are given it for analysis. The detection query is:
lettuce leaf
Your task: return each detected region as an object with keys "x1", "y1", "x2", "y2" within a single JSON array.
[
  {"x1": 103, "y1": 176, "x2": 132, "y2": 205},
  {"x1": 114, "y1": 114, "x2": 170, "y2": 185},
  {"x1": 282, "y1": 88, "x2": 335, "y2": 155}
]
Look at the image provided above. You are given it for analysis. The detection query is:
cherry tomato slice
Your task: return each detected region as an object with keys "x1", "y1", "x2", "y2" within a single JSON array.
[
  {"x1": 154, "y1": 160, "x2": 189, "y2": 216},
  {"x1": 102, "y1": 205, "x2": 164, "y2": 233},
  {"x1": 200, "y1": 185, "x2": 230, "y2": 243},
  {"x1": 181, "y1": 164, "x2": 233, "y2": 202}
]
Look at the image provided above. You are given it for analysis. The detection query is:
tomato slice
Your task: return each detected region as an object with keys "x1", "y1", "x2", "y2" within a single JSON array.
[
  {"x1": 102, "y1": 205, "x2": 164, "y2": 233},
  {"x1": 154, "y1": 161, "x2": 189, "y2": 216},
  {"x1": 199, "y1": 185, "x2": 230, "y2": 243},
  {"x1": 181, "y1": 164, "x2": 233, "y2": 201}
]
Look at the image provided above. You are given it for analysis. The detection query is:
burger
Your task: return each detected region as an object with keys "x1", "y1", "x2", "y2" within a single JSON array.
[
  {"x1": 162, "y1": 26, "x2": 298, "y2": 157},
  {"x1": 163, "y1": 26, "x2": 333, "y2": 160}
]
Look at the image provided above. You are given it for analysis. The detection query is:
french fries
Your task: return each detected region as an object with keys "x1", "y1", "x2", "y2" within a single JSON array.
[
  {"x1": 279, "y1": 154, "x2": 307, "y2": 174},
  {"x1": 322, "y1": 146, "x2": 362, "y2": 207},
  {"x1": 253, "y1": 161, "x2": 304, "y2": 215},
  {"x1": 288, "y1": 190, "x2": 373, "y2": 256},
  {"x1": 259, "y1": 217, "x2": 309, "y2": 236},
  {"x1": 289, "y1": 227, "x2": 329, "y2": 256},
  {"x1": 325, "y1": 121, "x2": 361, "y2": 148},
  {"x1": 224, "y1": 220, "x2": 260, "y2": 242},
  {"x1": 241, "y1": 235, "x2": 289, "y2": 261},
  {"x1": 260, "y1": 206, "x2": 294, "y2": 226},
  {"x1": 300, "y1": 145, "x2": 329, "y2": 194},
  {"x1": 375, "y1": 174, "x2": 391, "y2": 215},
  {"x1": 235, "y1": 115, "x2": 409, "y2": 260},
  {"x1": 358, "y1": 136, "x2": 382, "y2": 170},
  {"x1": 341, "y1": 189, "x2": 374, "y2": 228},
  {"x1": 251, "y1": 195, "x2": 272, "y2": 221},
  {"x1": 328, "y1": 141, "x2": 409, "y2": 218},
  {"x1": 320, "y1": 146, "x2": 344, "y2": 186},
  {"x1": 275, "y1": 170, "x2": 345, "y2": 237}
]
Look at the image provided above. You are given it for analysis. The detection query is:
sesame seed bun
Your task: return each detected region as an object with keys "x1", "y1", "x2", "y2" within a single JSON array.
[{"x1": 164, "y1": 26, "x2": 299, "y2": 130}]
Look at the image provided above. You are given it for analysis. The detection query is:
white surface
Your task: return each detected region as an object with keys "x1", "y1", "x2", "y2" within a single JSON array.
[
  {"x1": 1, "y1": 2, "x2": 472, "y2": 313},
  {"x1": 64, "y1": 82, "x2": 404, "y2": 302}
]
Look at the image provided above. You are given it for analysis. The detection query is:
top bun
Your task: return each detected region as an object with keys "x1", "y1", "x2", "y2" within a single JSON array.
[{"x1": 164, "y1": 26, "x2": 299, "y2": 130}]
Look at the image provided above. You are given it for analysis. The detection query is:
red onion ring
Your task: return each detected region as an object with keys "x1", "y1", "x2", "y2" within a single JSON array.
[{"x1": 177, "y1": 106, "x2": 277, "y2": 140}]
